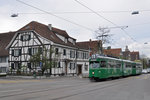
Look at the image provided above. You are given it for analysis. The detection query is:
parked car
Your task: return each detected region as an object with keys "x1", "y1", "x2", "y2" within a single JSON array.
[
  {"x1": 147, "y1": 68, "x2": 150, "y2": 73},
  {"x1": 142, "y1": 69, "x2": 148, "y2": 74}
]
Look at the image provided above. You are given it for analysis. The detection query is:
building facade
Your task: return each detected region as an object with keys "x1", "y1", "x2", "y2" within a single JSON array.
[
  {"x1": 103, "y1": 48, "x2": 123, "y2": 58},
  {"x1": 122, "y1": 46, "x2": 140, "y2": 61},
  {"x1": 0, "y1": 32, "x2": 16, "y2": 75},
  {"x1": 5, "y1": 21, "x2": 89, "y2": 76}
]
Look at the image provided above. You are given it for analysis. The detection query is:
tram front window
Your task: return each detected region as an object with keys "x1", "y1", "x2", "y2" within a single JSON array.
[{"x1": 90, "y1": 61, "x2": 99, "y2": 68}]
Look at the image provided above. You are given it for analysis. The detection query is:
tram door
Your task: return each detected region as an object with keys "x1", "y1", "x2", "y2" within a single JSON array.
[{"x1": 77, "y1": 65, "x2": 82, "y2": 75}]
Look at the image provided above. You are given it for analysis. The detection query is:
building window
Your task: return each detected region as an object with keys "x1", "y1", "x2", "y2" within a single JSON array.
[
  {"x1": 55, "y1": 48, "x2": 59, "y2": 55},
  {"x1": 14, "y1": 62, "x2": 21, "y2": 69},
  {"x1": 21, "y1": 34, "x2": 31, "y2": 41},
  {"x1": 84, "y1": 65, "x2": 88, "y2": 71},
  {"x1": 63, "y1": 49, "x2": 66, "y2": 55},
  {"x1": 28, "y1": 47, "x2": 41, "y2": 55},
  {"x1": 77, "y1": 52, "x2": 82, "y2": 59},
  {"x1": 32, "y1": 48, "x2": 38, "y2": 55},
  {"x1": 82, "y1": 52, "x2": 84, "y2": 59},
  {"x1": 70, "y1": 62, "x2": 75, "y2": 70},
  {"x1": 0, "y1": 57, "x2": 7, "y2": 63},
  {"x1": 0, "y1": 67, "x2": 7, "y2": 73},
  {"x1": 70, "y1": 50, "x2": 75, "y2": 58},
  {"x1": 27, "y1": 63, "x2": 31, "y2": 69},
  {"x1": 13, "y1": 49, "x2": 21, "y2": 57}
]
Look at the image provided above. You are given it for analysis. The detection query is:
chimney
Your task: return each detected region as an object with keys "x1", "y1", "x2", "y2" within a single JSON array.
[
  {"x1": 125, "y1": 45, "x2": 129, "y2": 51},
  {"x1": 48, "y1": 24, "x2": 52, "y2": 30},
  {"x1": 89, "y1": 39, "x2": 92, "y2": 42}
]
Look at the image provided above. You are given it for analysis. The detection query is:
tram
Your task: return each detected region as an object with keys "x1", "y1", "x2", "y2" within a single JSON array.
[{"x1": 89, "y1": 55, "x2": 142, "y2": 81}]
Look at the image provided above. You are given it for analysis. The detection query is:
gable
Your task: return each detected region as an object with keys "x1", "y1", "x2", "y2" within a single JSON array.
[{"x1": 7, "y1": 31, "x2": 52, "y2": 49}]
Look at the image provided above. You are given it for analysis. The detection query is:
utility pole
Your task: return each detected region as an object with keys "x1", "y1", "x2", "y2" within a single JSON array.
[
  {"x1": 97, "y1": 34, "x2": 108, "y2": 54},
  {"x1": 95, "y1": 27, "x2": 110, "y2": 54}
]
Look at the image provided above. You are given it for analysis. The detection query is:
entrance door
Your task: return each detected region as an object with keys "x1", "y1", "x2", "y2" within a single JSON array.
[{"x1": 77, "y1": 65, "x2": 82, "y2": 75}]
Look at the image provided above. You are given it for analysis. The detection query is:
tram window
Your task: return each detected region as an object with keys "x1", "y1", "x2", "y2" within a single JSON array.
[
  {"x1": 90, "y1": 61, "x2": 99, "y2": 68},
  {"x1": 108, "y1": 61, "x2": 113, "y2": 68},
  {"x1": 126, "y1": 64, "x2": 131, "y2": 68},
  {"x1": 117, "y1": 64, "x2": 121, "y2": 68},
  {"x1": 133, "y1": 66, "x2": 136, "y2": 68},
  {"x1": 100, "y1": 61, "x2": 106, "y2": 67}
]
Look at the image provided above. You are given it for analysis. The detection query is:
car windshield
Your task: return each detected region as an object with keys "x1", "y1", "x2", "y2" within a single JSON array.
[{"x1": 90, "y1": 61, "x2": 99, "y2": 68}]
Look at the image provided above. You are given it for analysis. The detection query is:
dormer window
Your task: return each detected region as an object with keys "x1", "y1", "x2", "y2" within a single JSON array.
[
  {"x1": 55, "y1": 48, "x2": 59, "y2": 55},
  {"x1": 68, "y1": 38, "x2": 76, "y2": 45},
  {"x1": 65, "y1": 38, "x2": 67, "y2": 43},
  {"x1": 21, "y1": 34, "x2": 31, "y2": 41}
]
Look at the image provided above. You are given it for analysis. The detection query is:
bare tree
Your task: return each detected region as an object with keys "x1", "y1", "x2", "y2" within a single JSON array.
[{"x1": 95, "y1": 27, "x2": 111, "y2": 54}]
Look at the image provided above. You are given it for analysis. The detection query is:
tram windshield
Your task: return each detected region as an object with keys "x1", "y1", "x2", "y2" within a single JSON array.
[{"x1": 90, "y1": 61, "x2": 99, "y2": 68}]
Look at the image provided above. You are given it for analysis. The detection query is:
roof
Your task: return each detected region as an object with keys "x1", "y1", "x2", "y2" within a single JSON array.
[
  {"x1": 130, "y1": 51, "x2": 139, "y2": 55},
  {"x1": 103, "y1": 48, "x2": 122, "y2": 57},
  {"x1": 76, "y1": 40, "x2": 99, "y2": 50},
  {"x1": 0, "y1": 32, "x2": 16, "y2": 56},
  {"x1": 1, "y1": 21, "x2": 88, "y2": 57},
  {"x1": 17, "y1": 21, "x2": 77, "y2": 48}
]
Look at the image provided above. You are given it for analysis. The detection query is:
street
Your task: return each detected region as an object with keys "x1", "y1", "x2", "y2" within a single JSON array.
[{"x1": 0, "y1": 74, "x2": 150, "y2": 100}]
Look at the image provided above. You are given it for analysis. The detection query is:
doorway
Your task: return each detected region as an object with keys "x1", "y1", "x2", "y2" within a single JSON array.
[{"x1": 77, "y1": 64, "x2": 82, "y2": 75}]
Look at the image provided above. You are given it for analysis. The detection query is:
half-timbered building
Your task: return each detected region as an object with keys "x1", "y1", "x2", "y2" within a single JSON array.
[{"x1": 6, "y1": 21, "x2": 89, "y2": 76}]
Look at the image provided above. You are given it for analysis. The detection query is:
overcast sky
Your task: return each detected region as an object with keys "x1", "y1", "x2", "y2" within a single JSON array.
[{"x1": 1, "y1": 0, "x2": 150, "y2": 57}]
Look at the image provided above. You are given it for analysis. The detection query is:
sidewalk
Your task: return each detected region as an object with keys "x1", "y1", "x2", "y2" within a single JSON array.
[{"x1": 5, "y1": 74, "x2": 80, "y2": 80}]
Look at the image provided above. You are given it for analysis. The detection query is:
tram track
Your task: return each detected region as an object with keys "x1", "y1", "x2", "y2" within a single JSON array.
[
  {"x1": 0, "y1": 76, "x2": 138, "y2": 99},
  {"x1": 50, "y1": 78, "x2": 133, "y2": 100}
]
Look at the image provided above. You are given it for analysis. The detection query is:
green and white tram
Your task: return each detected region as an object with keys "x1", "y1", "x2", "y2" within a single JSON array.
[{"x1": 89, "y1": 55, "x2": 142, "y2": 81}]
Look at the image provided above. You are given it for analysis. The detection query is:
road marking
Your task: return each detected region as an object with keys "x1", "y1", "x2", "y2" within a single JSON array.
[
  {"x1": 0, "y1": 80, "x2": 18, "y2": 83},
  {"x1": 135, "y1": 76, "x2": 140, "y2": 79},
  {"x1": 0, "y1": 89, "x2": 23, "y2": 93},
  {"x1": 0, "y1": 80, "x2": 40, "y2": 84},
  {"x1": 144, "y1": 75, "x2": 149, "y2": 79}
]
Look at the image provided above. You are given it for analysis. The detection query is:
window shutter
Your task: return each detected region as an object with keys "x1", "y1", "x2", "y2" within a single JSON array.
[
  {"x1": 21, "y1": 35, "x2": 23, "y2": 41},
  {"x1": 28, "y1": 48, "x2": 32, "y2": 55},
  {"x1": 11, "y1": 63, "x2": 14, "y2": 69},
  {"x1": 73, "y1": 63, "x2": 75, "y2": 70},
  {"x1": 28, "y1": 63, "x2": 31, "y2": 69},
  {"x1": 28, "y1": 35, "x2": 31, "y2": 41},
  {"x1": 76, "y1": 51, "x2": 78, "y2": 58},
  {"x1": 70, "y1": 51, "x2": 72, "y2": 58},
  {"x1": 74, "y1": 51, "x2": 75, "y2": 58},
  {"x1": 69, "y1": 63, "x2": 72, "y2": 69},
  {"x1": 63, "y1": 49, "x2": 66, "y2": 55},
  {"x1": 18, "y1": 63, "x2": 21, "y2": 69},
  {"x1": 39, "y1": 47, "x2": 42, "y2": 54},
  {"x1": 12, "y1": 50, "x2": 14, "y2": 56},
  {"x1": 19, "y1": 49, "x2": 22, "y2": 56},
  {"x1": 58, "y1": 62, "x2": 61, "y2": 68}
]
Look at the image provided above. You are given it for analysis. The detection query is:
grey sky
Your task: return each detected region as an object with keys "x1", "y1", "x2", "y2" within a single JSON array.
[{"x1": 0, "y1": 0, "x2": 150, "y2": 57}]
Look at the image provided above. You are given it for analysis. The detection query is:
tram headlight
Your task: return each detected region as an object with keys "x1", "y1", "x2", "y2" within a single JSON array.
[{"x1": 92, "y1": 72, "x2": 95, "y2": 75}]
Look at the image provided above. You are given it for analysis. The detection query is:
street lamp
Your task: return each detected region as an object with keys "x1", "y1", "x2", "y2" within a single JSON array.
[
  {"x1": 144, "y1": 42, "x2": 148, "y2": 44},
  {"x1": 11, "y1": 14, "x2": 18, "y2": 17},
  {"x1": 131, "y1": 11, "x2": 139, "y2": 15}
]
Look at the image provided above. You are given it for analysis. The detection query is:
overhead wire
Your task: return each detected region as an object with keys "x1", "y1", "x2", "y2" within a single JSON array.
[
  {"x1": 74, "y1": 0, "x2": 137, "y2": 42},
  {"x1": 16, "y1": 0, "x2": 137, "y2": 43},
  {"x1": 16, "y1": 0, "x2": 93, "y2": 31}
]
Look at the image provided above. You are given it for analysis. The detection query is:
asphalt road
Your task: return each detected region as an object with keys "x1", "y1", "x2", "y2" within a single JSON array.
[{"x1": 0, "y1": 74, "x2": 150, "y2": 100}]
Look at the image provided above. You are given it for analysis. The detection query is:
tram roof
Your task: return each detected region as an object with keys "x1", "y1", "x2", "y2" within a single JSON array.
[{"x1": 91, "y1": 54, "x2": 138, "y2": 63}]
